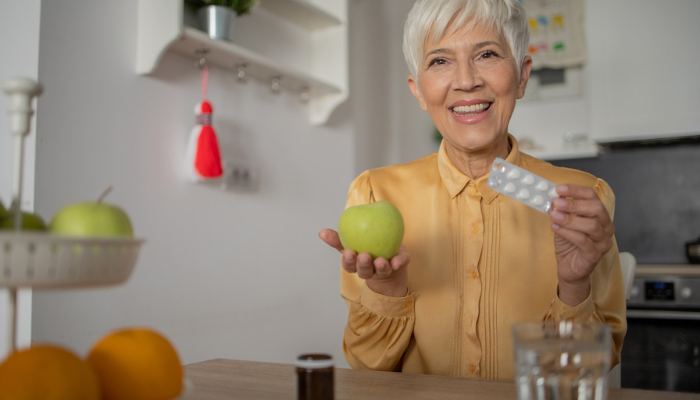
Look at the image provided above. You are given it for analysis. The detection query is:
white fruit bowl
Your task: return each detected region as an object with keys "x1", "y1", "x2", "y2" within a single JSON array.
[{"x1": 0, "y1": 232, "x2": 145, "y2": 289}]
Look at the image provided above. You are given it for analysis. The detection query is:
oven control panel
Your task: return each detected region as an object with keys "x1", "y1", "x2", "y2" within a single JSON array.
[{"x1": 627, "y1": 277, "x2": 700, "y2": 308}]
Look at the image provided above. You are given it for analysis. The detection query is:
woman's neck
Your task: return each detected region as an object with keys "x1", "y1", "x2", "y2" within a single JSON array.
[{"x1": 445, "y1": 136, "x2": 512, "y2": 180}]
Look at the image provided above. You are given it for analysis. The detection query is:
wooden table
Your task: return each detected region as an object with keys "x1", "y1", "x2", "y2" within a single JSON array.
[{"x1": 181, "y1": 359, "x2": 699, "y2": 400}]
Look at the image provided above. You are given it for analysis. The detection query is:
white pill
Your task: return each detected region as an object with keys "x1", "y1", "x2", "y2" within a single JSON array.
[
  {"x1": 521, "y1": 174, "x2": 535, "y2": 185},
  {"x1": 488, "y1": 157, "x2": 559, "y2": 215},
  {"x1": 531, "y1": 195, "x2": 545, "y2": 206}
]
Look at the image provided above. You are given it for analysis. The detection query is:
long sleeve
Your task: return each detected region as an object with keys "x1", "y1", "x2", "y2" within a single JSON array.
[
  {"x1": 335, "y1": 137, "x2": 628, "y2": 380},
  {"x1": 340, "y1": 171, "x2": 416, "y2": 371},
  {"x1": 544, "y1": 178, "x2": 627, "y2": 368}
]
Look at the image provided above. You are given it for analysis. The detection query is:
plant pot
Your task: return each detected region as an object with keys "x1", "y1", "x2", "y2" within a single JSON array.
[{"x1": 198, "y1": 5, "x2": 236, "y2": 41}]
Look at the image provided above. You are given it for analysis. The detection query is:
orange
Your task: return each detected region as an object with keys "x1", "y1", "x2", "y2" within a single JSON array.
[
  {"x1": 0, "y1": 344, "x2": 101, "y2": 400},
  {"x1": 86, "y1": 327, "x2": 183, "y2": 400}
]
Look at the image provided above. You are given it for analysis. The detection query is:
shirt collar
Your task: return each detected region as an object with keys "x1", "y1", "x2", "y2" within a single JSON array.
[{"x1": 437, "y1": 134, "x2": 521, "y2": 203}]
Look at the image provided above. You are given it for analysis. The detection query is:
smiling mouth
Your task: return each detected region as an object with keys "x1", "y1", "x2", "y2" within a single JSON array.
[{"x1": 451, "y1": 102, "x2": 491, "y2": 116}]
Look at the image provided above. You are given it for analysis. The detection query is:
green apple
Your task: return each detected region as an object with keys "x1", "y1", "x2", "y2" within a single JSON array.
[
  {"x1": 49, "y1": 201, "x2": 133, "y2": 238},
  {"x1": 338, "y1": 200, "x2": 404, "y2": 260},
  {"x1": 0, "y1": 210, "x2": 48, "y2": 231},
  {"x1": 0, "y1": 198, "x2": 7, "y2": 220}
]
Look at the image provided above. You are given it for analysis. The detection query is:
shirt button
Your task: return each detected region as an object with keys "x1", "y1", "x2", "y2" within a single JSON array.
[
  {"x1": 405, "y1": 301, "x2": 412, "y2": 308},
  {"x1": 472, "y1": 271, "x2": 478, "y2": 280},
  {"x1": 472, "y1": 224, "x2": 479, "y2": 233},
  {"x1": 470, "y1": 364, "x2": 477, "y2": 374}
]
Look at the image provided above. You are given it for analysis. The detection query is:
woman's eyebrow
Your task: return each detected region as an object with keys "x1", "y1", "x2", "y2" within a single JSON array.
[
  {"x1": 424, "y1": 48, "x2": 450, "y2": 59},
  {"x1": 425, "y1": 40, "x2": 502, "y2": 60},
  {"x1": 473, "y1": 41, "x2": 500, "y2": 50}
]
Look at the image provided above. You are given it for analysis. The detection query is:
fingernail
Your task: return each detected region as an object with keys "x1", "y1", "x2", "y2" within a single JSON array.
[
  {"x1": 343, "y1": 254, "x2": 354, "y2": 263},
  {"x1": 553, "y1": 198, "x2": 567, "y2": 208},
  {"x1": 552, "y1": 211, "x2": 565, "y2": 222},
  {"x1": 552, "y1": 223, "x2": 560, "y2": 230},
  {"x1": 359, "y1": 257, "x2": 370, "y2": 267},
  {"x1": 557, "y1": 184, "x2": 569, "y2": 195}
]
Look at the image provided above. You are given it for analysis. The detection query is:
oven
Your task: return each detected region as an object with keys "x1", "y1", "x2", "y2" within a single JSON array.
[{"x1": 621, "y1": 274, "x2": 700, "y2": 393}]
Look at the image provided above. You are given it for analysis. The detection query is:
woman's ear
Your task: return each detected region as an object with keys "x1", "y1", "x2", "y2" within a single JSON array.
[
  {"x1": 517, "y1": 55, "x2": 533, "y2": 99},
  {"x1": 408, "y1": 75, "x2": 428, "y2": 111}
]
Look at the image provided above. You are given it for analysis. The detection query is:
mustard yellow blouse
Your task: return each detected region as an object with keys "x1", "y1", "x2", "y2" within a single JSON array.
[{"x1": 340, "y1": 136, "x2": 626, "y2": 381}]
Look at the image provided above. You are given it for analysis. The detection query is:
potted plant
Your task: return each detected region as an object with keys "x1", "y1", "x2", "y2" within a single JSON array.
[{"x1": 185, "y1": 0, "x2": 260, "y2": 41}]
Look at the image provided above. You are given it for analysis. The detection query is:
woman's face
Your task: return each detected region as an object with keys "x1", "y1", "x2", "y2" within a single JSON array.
[{"x1": 408, "y1": 22, "x2": 531, "y2": 156}]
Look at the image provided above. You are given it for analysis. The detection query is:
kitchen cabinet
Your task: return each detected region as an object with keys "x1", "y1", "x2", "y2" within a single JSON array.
[
  {"x1": 136, "y1": 0, "x2": 348, "y2": 125},
  {"x1": 587, "y1": 0, "x2": 700, "y2": 143},
  {"x1": 512, "y1": 0, "x2": 700, "y2": 160}
]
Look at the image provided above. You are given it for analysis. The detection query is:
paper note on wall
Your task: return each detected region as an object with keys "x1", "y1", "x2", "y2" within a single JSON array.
[{"x1": 521, "y1": 0, "x2": 586, "y2": 69}]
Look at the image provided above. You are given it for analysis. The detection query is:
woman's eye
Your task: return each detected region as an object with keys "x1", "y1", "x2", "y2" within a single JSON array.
[
  {"x1": 478, "y1": 50, "x2": 499, "y2": 60},
  {"x1": 428, "y1": 57, "x2": 448, "y2": 67}
]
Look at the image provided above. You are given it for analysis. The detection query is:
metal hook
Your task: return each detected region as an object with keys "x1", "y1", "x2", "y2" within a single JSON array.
[
  {"x1": 270, "y1": 75, "x2": 282, "y2": 95},
  {"x1": 300, "y1": 86, "x2": 310, "y2": 103},
  {"x1": 236, "y1": 63, "x2": 249, "y2": 84},
  {"x1": 195, "y1": 49, "x2": 209, "y2": 69}
]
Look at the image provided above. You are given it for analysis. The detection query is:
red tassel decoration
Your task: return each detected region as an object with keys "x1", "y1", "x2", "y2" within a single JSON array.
[{"x1": 185, "y1": 66, "x2": 223, "y2": 181}]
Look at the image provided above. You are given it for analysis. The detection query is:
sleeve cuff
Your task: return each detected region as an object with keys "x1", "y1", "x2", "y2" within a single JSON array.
[
  {"x1": 360, "y1": 284, "x2": 414, "y2": 318},
  {"x1": 550, "y1": 289, "x2": 595, "y2": 321}
]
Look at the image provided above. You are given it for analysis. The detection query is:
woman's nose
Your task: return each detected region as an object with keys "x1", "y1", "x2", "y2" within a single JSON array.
[{"x1": 452, "y1": 61, "x2": 482, "y2": 91}]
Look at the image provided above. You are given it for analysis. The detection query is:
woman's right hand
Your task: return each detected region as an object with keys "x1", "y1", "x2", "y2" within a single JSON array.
[{"x1": 319, "y1": 229, "x2": 410, "y2": 297}]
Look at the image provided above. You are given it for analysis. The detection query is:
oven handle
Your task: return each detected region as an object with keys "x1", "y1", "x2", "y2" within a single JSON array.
[{"x1": 627, "y1": 309, "x2": 700, "y2": 320}]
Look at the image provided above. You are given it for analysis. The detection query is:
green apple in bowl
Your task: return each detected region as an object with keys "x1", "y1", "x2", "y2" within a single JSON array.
[
  {"x1": 338, "y1": 200, "x2": 404, "y2": 260},
  {"x1": 50, "y1": 201, "x2": 133, "y2": 238},
  {"x1": 0, "y1": 210, "x2": 48, "y2": 231},
  {"x1": 0, "y1": 198, "x2": 7, "y2": 220}
]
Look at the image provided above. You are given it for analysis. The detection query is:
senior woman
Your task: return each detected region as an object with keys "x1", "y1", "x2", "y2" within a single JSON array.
[{"x1": 320, "y1": 0, "x2": 626, "y2": 380}]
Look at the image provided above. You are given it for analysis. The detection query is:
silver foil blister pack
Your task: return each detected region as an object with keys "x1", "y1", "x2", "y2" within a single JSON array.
[{"x1": 487, "y1": 157, "x2": 559, "y2": 214}]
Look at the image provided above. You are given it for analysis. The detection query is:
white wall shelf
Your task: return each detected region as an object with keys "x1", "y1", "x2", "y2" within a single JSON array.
[
  {"x1": 171, "y1": 27, "x2": 341, "y2": 96},
  {"x1": 136, "y1": 0, "x2": 348, "y2": 125},
  {"x1": 259, "y1": 0, "x2": 342, "y2": 30}
]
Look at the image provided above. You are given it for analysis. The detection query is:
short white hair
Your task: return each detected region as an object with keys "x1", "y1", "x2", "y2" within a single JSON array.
[{"x1": 403, "y1": 0, "x2": 530, "y2": 80}]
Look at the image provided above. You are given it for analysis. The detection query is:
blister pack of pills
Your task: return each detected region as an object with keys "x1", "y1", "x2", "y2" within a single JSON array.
[{"x1": 487, "y1": 157, "x2": 559, "y2": 214}]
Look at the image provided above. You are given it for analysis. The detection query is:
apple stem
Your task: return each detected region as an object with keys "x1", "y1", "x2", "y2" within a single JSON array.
[{"x1": 97, "y1": 186, "x2": 113, "y2": 206}]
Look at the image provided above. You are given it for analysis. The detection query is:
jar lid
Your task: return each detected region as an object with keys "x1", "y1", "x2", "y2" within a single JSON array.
[
  {"x1": 687, "y1": 236, "x2": 700, "y2": 245},
  {"x1": 296, "y1": 353, "x2": 333, "y2": 369}
]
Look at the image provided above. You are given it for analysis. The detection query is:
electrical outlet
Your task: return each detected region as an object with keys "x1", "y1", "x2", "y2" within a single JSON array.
[{"x1": 222, "y1": 160, "x2": 258, "y2": 191}]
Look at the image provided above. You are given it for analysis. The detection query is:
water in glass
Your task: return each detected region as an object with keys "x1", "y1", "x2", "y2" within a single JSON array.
[{"x1": 513, "y1": 322, "x2": 611, "y2": 400}]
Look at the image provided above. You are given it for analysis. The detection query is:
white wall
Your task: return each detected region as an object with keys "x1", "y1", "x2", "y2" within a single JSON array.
[
  {"x1": 10, "y1": 0, "x2": 592, "y2": 368},
  {"x1": 350, "y1": 0, "x2": 438, "y2": 172},
  {"x1": 30, "y1": 0, "x2": 357, "y2": 367},
  {"x1": 0, "y1": 0, "x2": 41, "y2": 359},
  {"x1": 389, "y1": 0, "x2": 441, "y2": 164},
  {"x1": 348, "y1": 0, "x2": 395, "y2": 173}
]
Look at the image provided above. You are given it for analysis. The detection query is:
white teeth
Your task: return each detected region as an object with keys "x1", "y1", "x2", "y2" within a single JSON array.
[{"x1": 452, "y1": 103, "x2": 490, "y2": 114}]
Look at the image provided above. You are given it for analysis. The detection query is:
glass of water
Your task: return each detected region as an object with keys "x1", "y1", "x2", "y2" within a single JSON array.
[{"x1": 512, "y1": 321, "x2": 611, "y2": 400}]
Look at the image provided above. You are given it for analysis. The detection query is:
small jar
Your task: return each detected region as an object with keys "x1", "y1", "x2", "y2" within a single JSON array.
[
  {"x1": 296, "y1": 353, "x2": 334, "y2": 400},
  {"x1": 686, "y1": 236, "x2": 700, "y2": 264}
]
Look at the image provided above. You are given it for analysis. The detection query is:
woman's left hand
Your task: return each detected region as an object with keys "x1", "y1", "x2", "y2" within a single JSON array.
[{"x1": 549, "y1": 184, "x2": 615, "y2": 306}]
